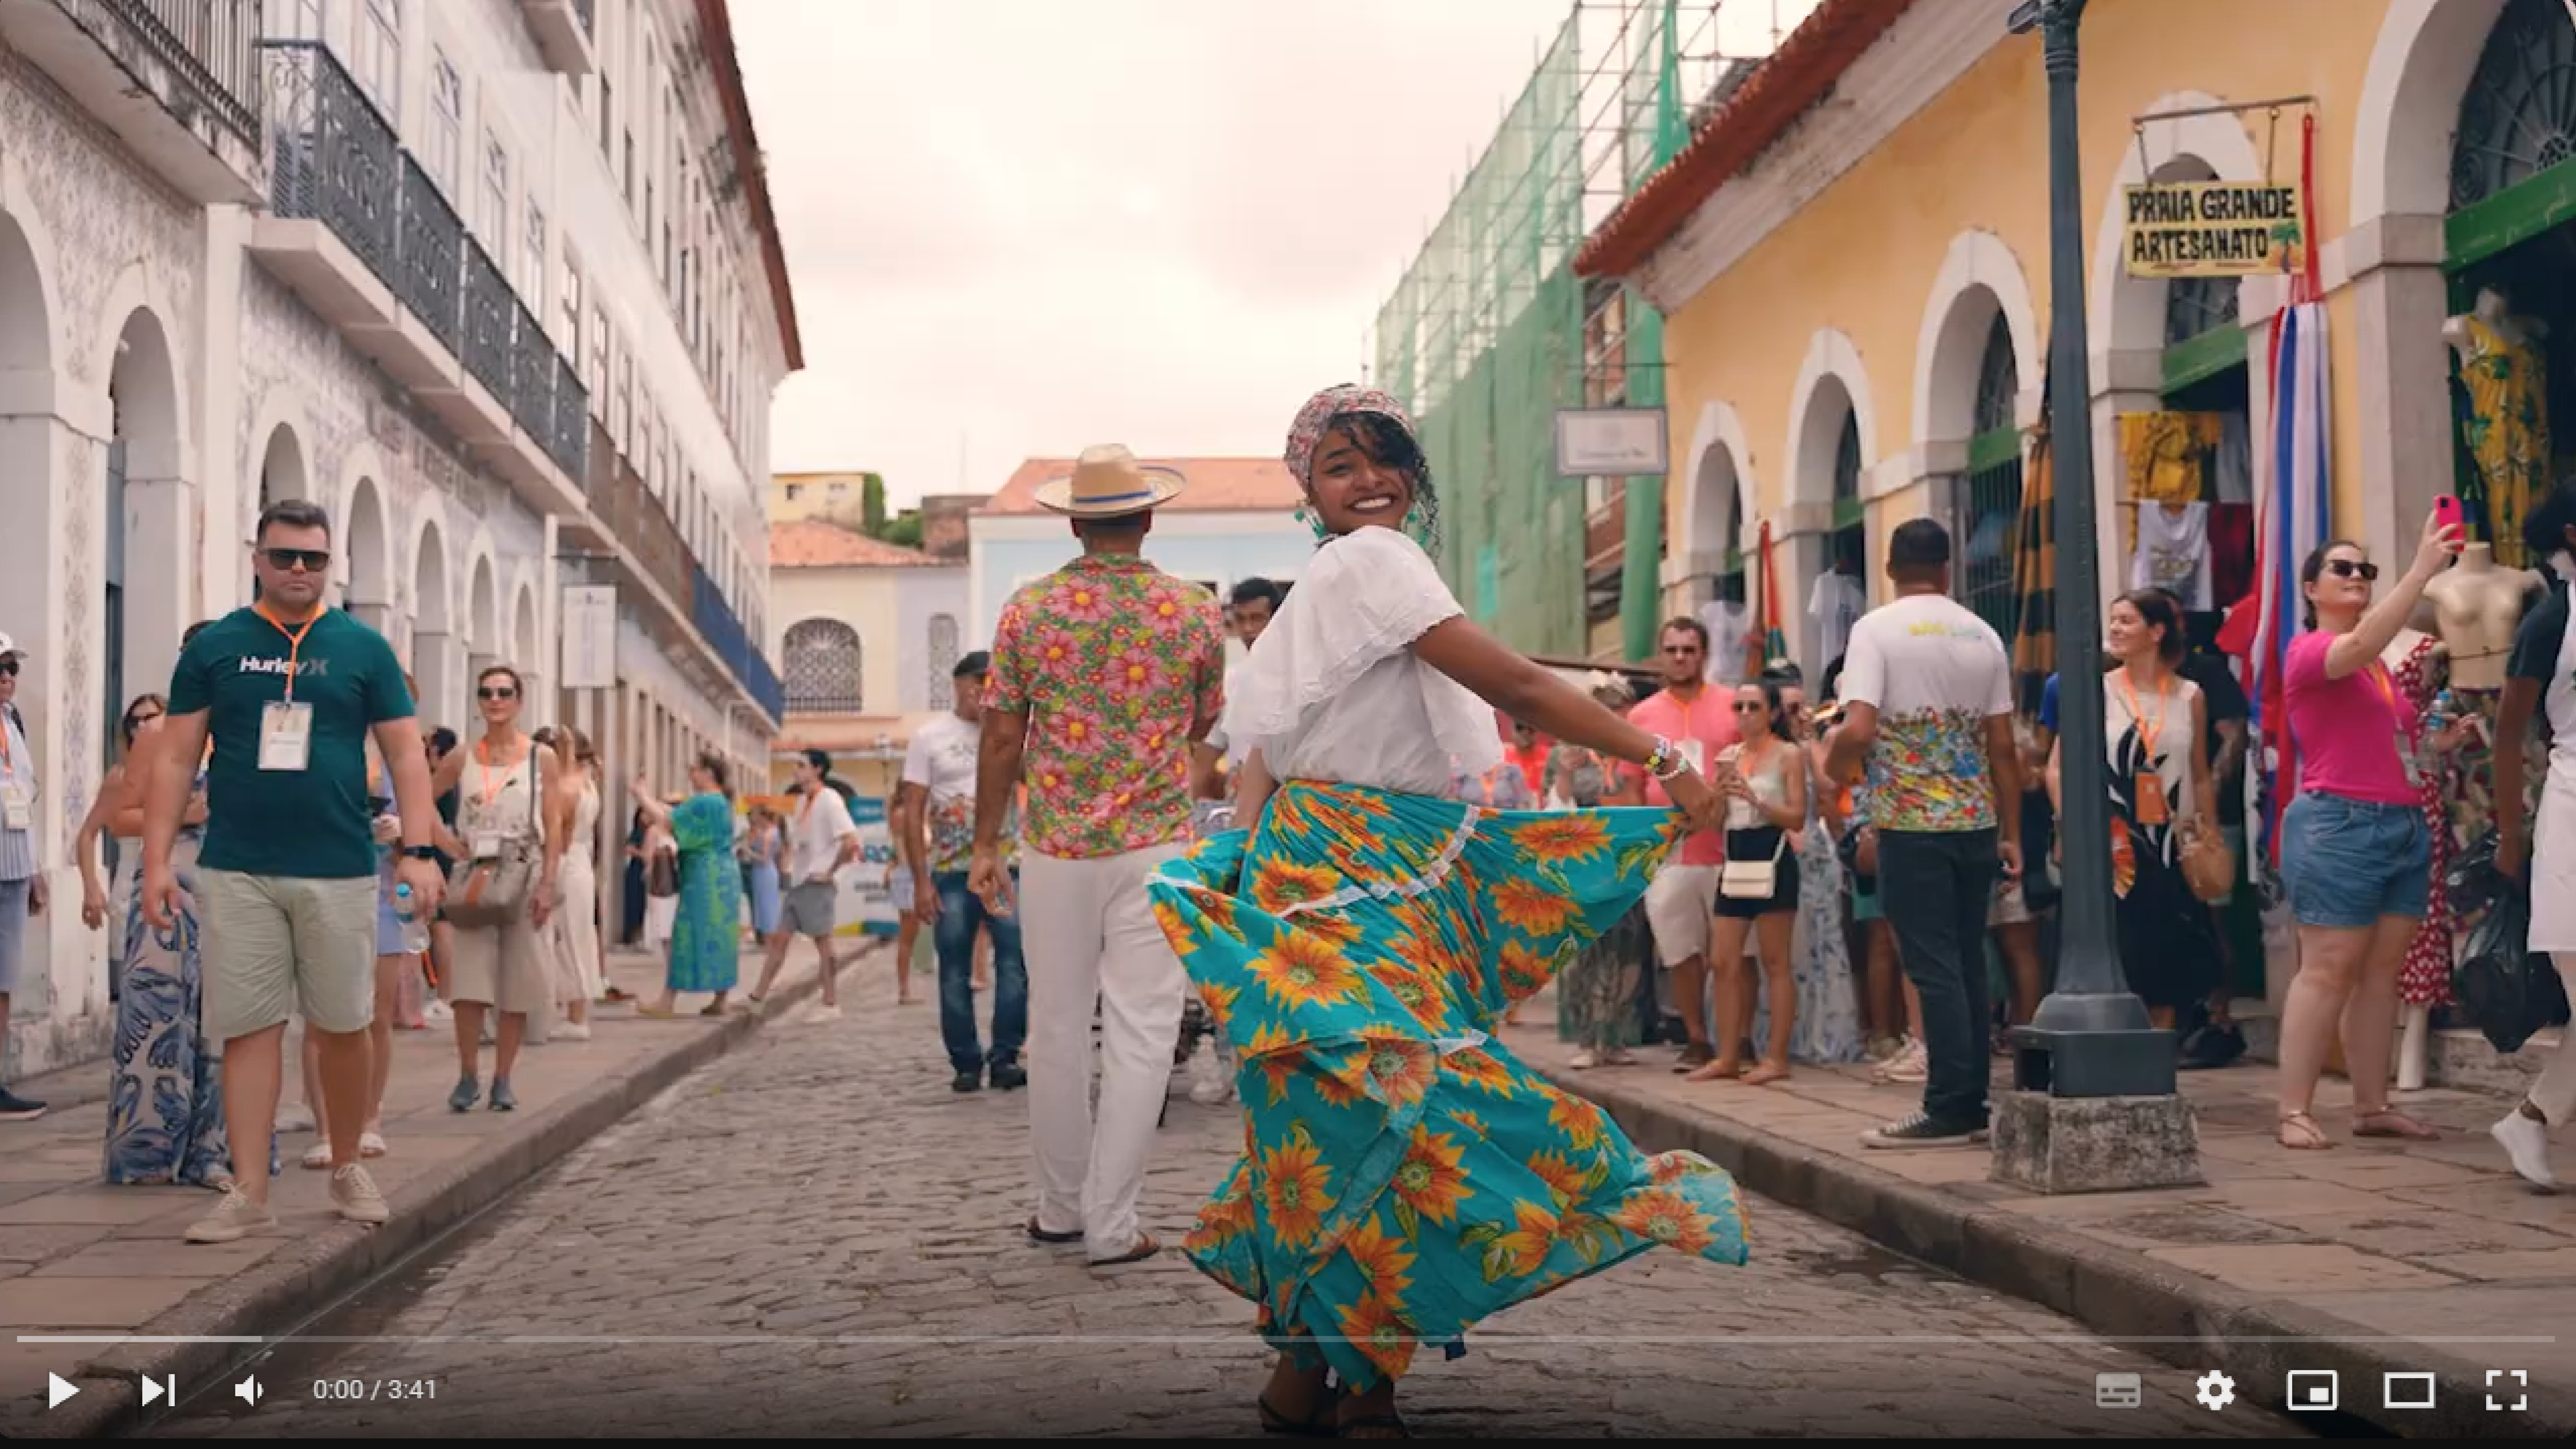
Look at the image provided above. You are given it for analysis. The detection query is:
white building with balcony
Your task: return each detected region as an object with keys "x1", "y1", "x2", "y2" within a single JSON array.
[{"x1": 0, "y1": 0, "x2": 800, "y2": 1079}]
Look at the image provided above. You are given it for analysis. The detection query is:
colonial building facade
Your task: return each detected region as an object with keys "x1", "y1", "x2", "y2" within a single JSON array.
[{"x1": 0, "y1": 0, "x2": 799, "y2": 1077}]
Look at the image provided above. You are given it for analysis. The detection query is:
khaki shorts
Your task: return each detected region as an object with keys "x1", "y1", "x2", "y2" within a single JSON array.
[
  {"x1": 198, "y1": 869, "x2": 379, "y2": 1043},
  {"x1": 1644, "y1": 863, "x2": 1721, "y2": 966}
]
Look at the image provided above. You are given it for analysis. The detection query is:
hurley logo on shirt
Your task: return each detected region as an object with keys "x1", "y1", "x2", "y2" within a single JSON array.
[{"x1": 237, "y1": 655, "x2": 329, "y2": 678}]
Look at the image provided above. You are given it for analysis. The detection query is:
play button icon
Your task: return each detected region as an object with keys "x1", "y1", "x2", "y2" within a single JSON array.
[{"x1": 47, "y1": 1372, "x2": 80, "y2": 1409}]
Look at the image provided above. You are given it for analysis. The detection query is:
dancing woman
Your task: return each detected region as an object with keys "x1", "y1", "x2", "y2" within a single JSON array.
[{"x1": 1146, "y1": 384, "x2": 1750, "y2": 1438}]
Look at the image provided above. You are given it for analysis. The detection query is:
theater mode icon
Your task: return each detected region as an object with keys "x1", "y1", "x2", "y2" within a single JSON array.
[
  {"x1": 2383, "y1": 1371, "x2": 2435, "y2": 1410},
  {"x1": 2095, "y1": 1372, "x2": 2142, "y2": 1408}
]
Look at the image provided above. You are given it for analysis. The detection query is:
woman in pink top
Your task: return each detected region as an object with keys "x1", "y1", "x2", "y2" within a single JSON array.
[{"x1": 2275, "y1": 515, "x2": 2461, "y2": 1151}]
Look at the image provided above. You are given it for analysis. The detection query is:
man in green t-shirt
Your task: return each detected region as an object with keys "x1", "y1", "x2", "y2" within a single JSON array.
[{"x1": 141, "y1": 500, "x2": 448, "y2": 1245}]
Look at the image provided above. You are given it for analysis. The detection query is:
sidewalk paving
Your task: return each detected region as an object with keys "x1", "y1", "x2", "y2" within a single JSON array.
[
  {"x1": 0, "y1": 937, "x2": 890, "y2": 1436},
  {"x1": 1511, "y1": 997, "x2": 2574, "y2": 1438}
]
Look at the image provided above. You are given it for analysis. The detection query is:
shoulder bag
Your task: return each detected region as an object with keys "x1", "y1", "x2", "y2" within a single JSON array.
[
  {"x1": 443, "y1": 746, "x2": 544, "y2": 929},
  {"x1": 2176, "y1": 817, "x2": 2235, "y2": 904}
]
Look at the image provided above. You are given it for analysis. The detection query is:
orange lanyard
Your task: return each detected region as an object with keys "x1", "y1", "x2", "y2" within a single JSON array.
[
  {"x1": 2117, "y1": 672, "x2": 2170, "y2": 762},
  {"x1": 2365, "y1": 663, "x2": 2399, "y2": 717},
  {"x1": 253, "y1": 602, "x2": 319, "y2": 702},
  {"x1": 797, "y1": 787, "x2": 817, "y2": 826},
  {"x1": 473, "y1": 738, "x2": 516, "y2": 813}
]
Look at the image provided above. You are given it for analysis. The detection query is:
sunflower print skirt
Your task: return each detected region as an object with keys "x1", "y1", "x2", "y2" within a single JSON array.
[{"x1": 1146, "y1": 781, "x2": 1752, "y2": 1392}]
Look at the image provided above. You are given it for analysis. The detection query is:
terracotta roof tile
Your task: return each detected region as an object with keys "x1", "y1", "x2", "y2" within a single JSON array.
[
  {"x1": 1574, "y1": 0, "x2": 1919, "y2": 280},
  {"x1": 768, "y1": 519, "x2": 947, "y2": 569},
  {"x1": 977, "y1": 456, "x2": 1303, "y2": 516}
]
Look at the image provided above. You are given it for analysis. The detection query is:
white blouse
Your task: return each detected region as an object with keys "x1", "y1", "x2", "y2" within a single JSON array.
[{"x1": 1224, "y1": 526, "x2": 1502, "y2": 797}]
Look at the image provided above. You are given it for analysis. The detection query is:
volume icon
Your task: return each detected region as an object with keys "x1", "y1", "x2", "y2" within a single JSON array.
[
  {"x1": 232, "y1": 1376, "x2": 262, "y2": 1406},
  {"x1": 139, "y1": 1373, "x2": 175, "y2": 1407}
]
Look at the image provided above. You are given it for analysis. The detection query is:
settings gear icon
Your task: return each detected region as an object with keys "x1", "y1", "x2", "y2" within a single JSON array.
[{"x1": 2195, "y1": 1370, "x2": 2237, "y2": 1411}]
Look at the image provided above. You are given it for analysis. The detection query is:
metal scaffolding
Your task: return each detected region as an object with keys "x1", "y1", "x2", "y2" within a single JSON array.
[{"x1": 1367, "y1": 1, "x2": 1761, "y2": 658}]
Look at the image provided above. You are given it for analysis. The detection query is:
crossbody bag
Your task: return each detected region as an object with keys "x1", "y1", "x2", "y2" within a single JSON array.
[
  {"x1": 443, "y1": 746, "x2": 544, "y2": 929},
  {"x1": 1719, "y1": 828, "x2": 1790, "y2": 900}
]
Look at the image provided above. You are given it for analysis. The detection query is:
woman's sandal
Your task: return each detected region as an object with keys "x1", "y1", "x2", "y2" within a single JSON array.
[
  {"x1": 2278, "y1": 1110, "x2": 2333, "y2": 1150},
  {"x1": 2353, "y1": 1109, "x2": 2440, "y2": 1142},
  {"x1": 1741, "y1": 1062, "x2": 1791, "y2": 1086},
  {"x1": 1255, "y1": 1395, "x2": 1335, "y2": 1437},
  {"x1": 1338, "y1": 1412, "x2": 1412, "y2": 1439}
]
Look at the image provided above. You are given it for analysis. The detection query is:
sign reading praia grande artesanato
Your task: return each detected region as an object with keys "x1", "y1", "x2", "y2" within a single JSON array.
[{"x1": 2121, "y1": 180, "x2": 2304, "y2": 278}]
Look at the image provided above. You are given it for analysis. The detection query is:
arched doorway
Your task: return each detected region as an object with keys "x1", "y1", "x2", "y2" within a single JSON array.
[
  {"x1": 106, "y1": 308, "x2": 182, "y2": 773},
  {"x1": 1788, "y1": 334, "x2": 1876, "y2": 680},
  {"x1": 1691, "y1": 440, "x2": 1748, "y2": 681},
  {"x1": 466, "y1": 551, "x2": 500, "y2": 712},
  {"x1": 927, "y1": 612, "x2": 960, "y2": 710},
  {"x1": 2438, "y1": 0, "x2": 2576, "y2": 569},
  {"x1": 344, "y1": 475, "x2": 391, "y2": 634},
  {"x1": 412, "y1": 518, "x2": 456, "y2": 727},
  {"x1": 511, "y1": 582, "x2": 544, "y2": 723},
  {"x1": 259, "y1": 425, "x2": 306, "y2": 512}
]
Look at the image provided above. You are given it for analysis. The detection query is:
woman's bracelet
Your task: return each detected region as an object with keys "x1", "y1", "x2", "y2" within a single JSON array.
[{"x1": 1646, "y1": 735, "x2": 1690, "y2": 782}]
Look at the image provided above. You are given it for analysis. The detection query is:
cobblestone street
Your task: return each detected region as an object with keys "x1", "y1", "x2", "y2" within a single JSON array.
[{"x1": 150, "y1": 998, "x2": 2301, "y2": 1438}]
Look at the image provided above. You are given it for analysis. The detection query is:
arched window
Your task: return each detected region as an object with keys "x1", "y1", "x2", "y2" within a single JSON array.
[
  {"x1": 926, "y1": 613, "x2": 960, "y2": 710},
  {"x1": 781, "y1": 618, "x2": 862, "y2": 713},
  {"x1": 2453, "y1": 0, "x2": 2576, "y2": 212}
]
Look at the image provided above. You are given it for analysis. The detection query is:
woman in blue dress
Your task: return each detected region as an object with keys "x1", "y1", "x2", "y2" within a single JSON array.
[
  {"x1": 632, "y1": 752, "x2": 742, "y2": 1016},
  {"x1": 743, "y1": 806, "x2": 784, "y2": 940}
]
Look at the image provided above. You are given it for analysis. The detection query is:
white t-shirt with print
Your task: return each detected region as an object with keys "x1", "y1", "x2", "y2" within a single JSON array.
[
  {"x1": 785, "y1": 781, "x2": 859, "y2": 883},
  {"x1": 1838, "y1": 592, "x2": 2012, "y2": 833},
  {"x1": 900, "y1": 710, "x2": 996, "y2": 874}
]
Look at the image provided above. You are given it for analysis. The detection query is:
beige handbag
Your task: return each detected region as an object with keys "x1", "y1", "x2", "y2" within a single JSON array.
[
  {"x1": 443, "y1": 748, "x2": 544, "y2": 929},
  {"x1": 1719, "y1": 829, "x2": 1789, "y2": 900},
  {"x1": 2176, "y1": 818, "x2": 2236, "y2": 904}
]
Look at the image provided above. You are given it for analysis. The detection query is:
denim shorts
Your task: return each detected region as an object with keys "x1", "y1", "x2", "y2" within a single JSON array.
[{"x1": 2280, "y1": 790, "x2": 2430, "y2": 929}]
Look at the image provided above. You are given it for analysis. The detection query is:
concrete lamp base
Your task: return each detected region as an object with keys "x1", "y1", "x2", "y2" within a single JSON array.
[{"x1": 1989, "y1": 1090, "x2": 2205, "y2": 1194}]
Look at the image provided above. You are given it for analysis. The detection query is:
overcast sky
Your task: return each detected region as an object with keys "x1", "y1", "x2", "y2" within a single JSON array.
[{"x1": 732, "y1": 1, "x2": 1816, "y2": 508}]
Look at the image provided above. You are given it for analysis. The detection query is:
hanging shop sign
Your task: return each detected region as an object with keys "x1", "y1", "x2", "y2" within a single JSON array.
[
  {"x1": 2121, "y1": 179, "x2": 2304, "y2": 278},
  {"x1": 1554, "y1": 407, "x2": 1669, "y2": 476}
]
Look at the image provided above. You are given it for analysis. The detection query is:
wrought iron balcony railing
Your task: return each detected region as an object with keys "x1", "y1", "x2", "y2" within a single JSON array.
[
  {"x1": 693, "y1": 563, "x2": 783, "y2": 724},
  {"x1": 263, "y1": 41, "x2": 588, "y2": 490},
  {"x1": 393, "y1": 154, "x2": 463, "y2": 355},
  {"x1": 94, "y1": 0, "x2": 265, "y2": 144},
  {"x1": 265, "y1": 40, "x2": 397, "y2": 282}
]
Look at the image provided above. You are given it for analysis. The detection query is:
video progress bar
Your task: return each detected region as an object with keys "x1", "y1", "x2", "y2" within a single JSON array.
[{"x1": 18, "y1": 1332, "x2": 2561, "y2": 1347}]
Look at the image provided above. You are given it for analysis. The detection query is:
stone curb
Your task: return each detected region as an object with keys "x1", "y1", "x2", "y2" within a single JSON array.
[
  {"x1": 1538, "y1": 1061, "x2": 2574, "y2": 1440},
  {"x1": 24, "y1": 949, "x2": 857, "y2": 1440}
]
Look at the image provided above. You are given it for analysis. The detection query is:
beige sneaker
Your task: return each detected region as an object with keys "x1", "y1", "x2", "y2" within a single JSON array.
[
  {"x1": 330, "y1": 1162, "x2": 391, "y2": 1225},
  {"x1": 185, "y1": 1187, "x2": 278, "y2": 1244}
]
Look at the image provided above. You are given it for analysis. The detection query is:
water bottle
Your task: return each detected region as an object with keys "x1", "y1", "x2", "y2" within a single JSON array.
[{"x1": 391, "y1": 882, "x2": 431, "y2": 956}]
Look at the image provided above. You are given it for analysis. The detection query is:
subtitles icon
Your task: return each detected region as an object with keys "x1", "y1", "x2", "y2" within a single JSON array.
[
  {"x1": 2094, "y1": 1372, "x2": 2142, "y2": 1408},
  {"x1": 2383, "y1": 1372, "x2": 2435, "y2": 1410},
  {"x1": 2488, "y1": 1368, "x2": 2528, "y2": 1412},
  {"x1": 233, "y1": 1376, "x2": 263, "y2": 1406},
  {"x1": 2287, "y1": 1370, "x2": 2339, "y2": 1412}
]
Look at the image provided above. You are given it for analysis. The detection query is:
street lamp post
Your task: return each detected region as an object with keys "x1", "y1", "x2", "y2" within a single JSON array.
[{"x1": 1995, "y1": 0, "x2": 2196, "y2": 1190}]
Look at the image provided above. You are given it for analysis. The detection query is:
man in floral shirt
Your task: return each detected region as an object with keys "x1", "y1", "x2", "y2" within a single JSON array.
[{"x1": 971, "y1": 446, "x2": 1225, "y2": 1266}]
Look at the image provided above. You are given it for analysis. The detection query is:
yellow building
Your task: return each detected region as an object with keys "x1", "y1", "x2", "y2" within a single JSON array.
[
  {"x1": 770, "y1": 470, "x2": 882, "y2": 531},
  {"x1": 1578, "y1": 0, "x2": 2575, "y2": 683}
]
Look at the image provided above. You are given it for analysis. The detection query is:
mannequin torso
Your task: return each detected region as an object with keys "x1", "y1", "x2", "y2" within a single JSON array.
[{"x1": 2422, "y1": 544, "x2": 2538, "y2": 691}]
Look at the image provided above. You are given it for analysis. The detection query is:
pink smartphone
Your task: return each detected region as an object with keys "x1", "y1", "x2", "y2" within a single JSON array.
[{"x1": 2434, "y1": 494, "x2": 2464, "y2": 534}]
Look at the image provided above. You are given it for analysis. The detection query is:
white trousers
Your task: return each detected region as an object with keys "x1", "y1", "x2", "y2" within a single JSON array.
[
  {"x1": 2535, "y1": 954, "x2": 2576, "y2": 1128},
  {"x1": 1021, "y1": 842, "x2": 1188, "y2": 1254}
]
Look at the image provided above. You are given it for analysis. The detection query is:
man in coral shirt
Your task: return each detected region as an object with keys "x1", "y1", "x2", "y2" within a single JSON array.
[{"x1": 1614, "y1": 616, "x2": 1740, "y2": 1071}]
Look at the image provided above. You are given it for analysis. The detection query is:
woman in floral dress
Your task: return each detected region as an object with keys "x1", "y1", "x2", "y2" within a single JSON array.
[{"x1": 1150, "y1": 384, "x2": 1747, "y2": 1438}]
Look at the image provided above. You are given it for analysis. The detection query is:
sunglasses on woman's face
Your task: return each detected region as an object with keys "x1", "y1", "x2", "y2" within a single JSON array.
[
  {"x1": 1731, "y1": 701, "x2": 1764, "y2": 714},
  {"x1": 478, "y1": 686, "x2": 518, "y2": 701},
  {"x1": 2325, "y1": 558, "x2": 2379, "y2": 581}
]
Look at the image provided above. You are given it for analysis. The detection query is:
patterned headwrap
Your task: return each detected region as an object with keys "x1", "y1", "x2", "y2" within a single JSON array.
[{"x1": 1283, "y1": 383, "x2": 1438, "y2": 549}]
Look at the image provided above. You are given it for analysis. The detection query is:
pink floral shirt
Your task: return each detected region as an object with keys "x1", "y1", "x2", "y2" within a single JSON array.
[{"x1": 985, "y1": 554, "x2": 1226, "y2": 859}]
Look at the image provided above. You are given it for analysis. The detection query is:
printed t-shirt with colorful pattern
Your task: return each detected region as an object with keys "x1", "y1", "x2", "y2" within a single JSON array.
[
  {"x1": 1838, "y1": 593, "x2": 2012, "y2": 834},
  {"x1": 985, "y1": 553, "x2": 1226, "y2": 859},
  {"x1": 901, "y1": 709, "x2": 1016, "y2": 873}
]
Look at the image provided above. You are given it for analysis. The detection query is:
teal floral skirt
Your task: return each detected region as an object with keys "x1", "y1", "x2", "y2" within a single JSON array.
[{"x1": 1146, "y1": 781, "x2": 1752, "y2": 1391}]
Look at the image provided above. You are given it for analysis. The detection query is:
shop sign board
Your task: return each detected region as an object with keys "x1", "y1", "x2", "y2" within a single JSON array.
[
  {"x1": 1554, "y1": 407, "x2": 1669, "y2": 476},
  {"x1": 2121, "y1": 179, "x2": 2304, "y2": 278}
]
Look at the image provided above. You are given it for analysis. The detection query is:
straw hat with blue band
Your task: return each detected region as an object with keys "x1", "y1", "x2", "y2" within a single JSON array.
[{"x1": 1034, "y1": 444, "x2": 1187, "y2": 518}]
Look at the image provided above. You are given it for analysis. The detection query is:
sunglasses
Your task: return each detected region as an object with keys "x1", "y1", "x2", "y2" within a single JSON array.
[
  {"x1": 128, "y1": 711, "x2": 164, "y2": 729},
  {"x1": 0, "y1": 659, "x2": 16, "y2": 677},
  {"x1": 2323, "y1": 558, "x2": 2379, "y2": 582},
  {"x1": 262, "y1": 547, "x2": 331, "y2": 573},
  {"x1": 478, "y1": 686, "x2": 519, "y2": 701},
  {"x1": 1731, "y1": 701, "x2": 1765, "y2": 713}
]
